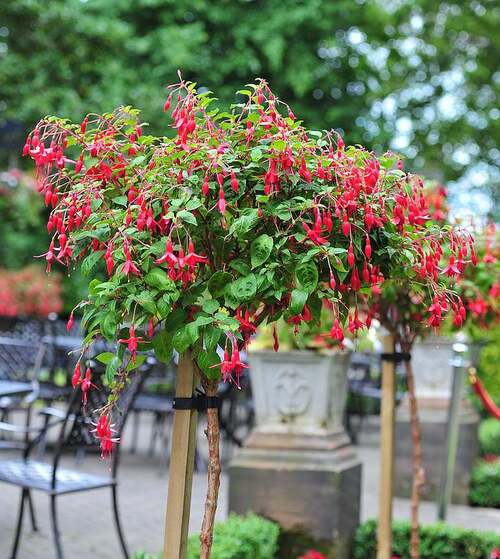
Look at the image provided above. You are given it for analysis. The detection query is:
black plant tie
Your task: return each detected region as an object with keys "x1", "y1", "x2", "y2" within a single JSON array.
[
  {"x1": 172, "y1": 389, "x2": 220, "y2": 412},
  {"x1": 380, "y1": 352, "x2": 411, "y2": 363}
]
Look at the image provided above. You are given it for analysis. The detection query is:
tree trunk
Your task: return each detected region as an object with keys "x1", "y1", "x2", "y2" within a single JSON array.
[
  {"x1": 199, "y1": 376, "x2": 221, "y2": 559},
  {"x1": 405, "y1": 356, "x2": 425, "y2": 559}
]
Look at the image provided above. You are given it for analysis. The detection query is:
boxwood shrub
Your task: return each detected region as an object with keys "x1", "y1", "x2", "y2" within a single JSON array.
[
  {"x1": 354, "y1": 519, "x2": 500, "y2": 559},
  {"x1": 470, "y1": 459, "x2": 500, "y2": 508},
  {"x1": 186, "y1": 513, "x2": 279, "y2": 559},
  {"x1": 478, "y1": 418, "x2": 500, "y2": 457}
]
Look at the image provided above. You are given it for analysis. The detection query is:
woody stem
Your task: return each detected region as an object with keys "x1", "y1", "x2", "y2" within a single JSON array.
[{"x1": 199, "y1": 376, "x2": 221, "y2": 559}]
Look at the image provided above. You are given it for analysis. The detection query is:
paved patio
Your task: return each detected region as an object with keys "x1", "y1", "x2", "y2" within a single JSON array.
[{"x1": 0, "y1": 417, "x2": 498, "y2": 559}]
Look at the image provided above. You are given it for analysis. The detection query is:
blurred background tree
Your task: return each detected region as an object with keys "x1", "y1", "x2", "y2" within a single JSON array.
[{"x1": 1, "y1": 0, "x2": 498, "y2": 217}]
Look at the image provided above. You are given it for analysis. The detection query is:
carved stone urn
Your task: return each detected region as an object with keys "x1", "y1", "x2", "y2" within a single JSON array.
[
  {"x1": 229, "y1": 350, "x2": 361, "y2": 559},
  {"x1": 395, "y1": 335, "x2": 479, "y2": 504}
]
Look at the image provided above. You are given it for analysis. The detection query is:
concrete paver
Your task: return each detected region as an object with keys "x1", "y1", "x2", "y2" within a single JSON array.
[{"x1": 0, "y1": 418, "x2": 498, "y2": 558}]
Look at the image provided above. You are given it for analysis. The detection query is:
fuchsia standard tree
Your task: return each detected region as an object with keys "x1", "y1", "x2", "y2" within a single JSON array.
[{"x1": 25, "y1": 77, "x2": 474, "y2": 559}]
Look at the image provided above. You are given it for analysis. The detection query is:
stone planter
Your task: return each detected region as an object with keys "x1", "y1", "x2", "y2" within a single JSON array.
[
  {"x1": 229, "y1": 350, "x2": 361, "y2": 559},
  {"x1": 395, "y1": 336, "x2": 479, "y2": 504}
]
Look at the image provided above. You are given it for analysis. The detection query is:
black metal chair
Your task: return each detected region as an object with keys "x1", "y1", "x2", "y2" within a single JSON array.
[
  {"x1": 0, "y1": 364, "x2": 148, "y2": 559},
  {"x1": 0, "y1": 336, "x2": 45, "y2": 431}
]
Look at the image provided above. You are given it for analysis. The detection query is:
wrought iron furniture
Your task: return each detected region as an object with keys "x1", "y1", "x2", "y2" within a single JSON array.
[{"x1": 0, "y1": 364, "x2": 148, "y2": 559}]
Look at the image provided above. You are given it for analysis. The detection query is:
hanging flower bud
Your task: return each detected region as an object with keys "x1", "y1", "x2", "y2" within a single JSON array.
[
  {"x1": 348, "y1": 244, "x2": 355, "y2": 267},
  {"x1": 329, "y1": 273, "x2": 336, "y2": 291},
  {"x1": 217, "y1": 188, "x2": 226, "y2": 214},
  {"x1": 230, "y1": 170, "x2": 239, "y2": 193},
  {"x1": 80, "y1": 117, "x2": 88, "y2": 134},
  {"x1": 202, "y1": 175, "x2": 210, "y2": 196},
  {"x1": 364, "y1": 236, "x2": 372, "y2": 259},
  {"x1": 342, "y1": 214, "x2": 350, "y2": 237},
  {"x1": 66, "y1": 311, "x2": 74, "y2": 332},
  {"x1": 163, "y1": 94, "x2": 172, "y2": 112},
  {"x1": 72, "y1": 362, "x2": 82, "y2": 389}
]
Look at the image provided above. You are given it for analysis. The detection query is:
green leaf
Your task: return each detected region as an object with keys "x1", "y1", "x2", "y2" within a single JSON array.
[
  {"x1": 177, "y1": 210, "x2": 197, "y2": 226},
  {"x1": 271, "y1": 140, "x2": 286, "y2": 150},
  {"x1": 164, "y1": 308, "x2": 187, "y2": 332},
  {"x1": 296, "y1": 261, "x2": 318, "y2": 293},
  {"x1": 289, "y1": 289, "x2": 308, "y2": 315},
  {"x1": 202, "y1": 299, "x2": 220, "y2": 314},
  {"x1": 105, "y1": 356, "x2": 121, "y2": 383},
  {"x1": 197, "y1": 350, "x2": 221, "y2": 379},
  {"x1": 173, "y1": 323, "x2": 199, "y2": 353},
  {"x1": 157, "y1": 297, "x2": 171, "y2": 319},
  {"x1": 81, "y1": 251, "x2": 104, "y2": 276},
  {"x1": 251, "y1": 234, "x2": 273, "y2": 268},
  {"x1": 185, "y1": 198, "x2": 202, "y2": 211},
  {"x1": 204, "y1": 326, "x2": 222, "y2": 350},
  {"x1": 229, "y1": 259, "x2": 252, "y2": 276},
  {"x1": 152, "y1": 330, "x2": 173, "y2": 363},
  {"x1": 95, "y1": 352, "x2": 115, "y2": 365},
  {"x1": 125, "y1": 354, "x2": 146, "y2": 372},
  {"x1": 112, "y1": 195, "x2": 128, "y2": 207},
  {"x1": 230, "y1": 274, "x2": 257, "y2": 302},
  {"x1": 101, "y1": 311, "x2": 117, "y2": 340},
  {"x1": 192, "y1": 315, "x2": 214, "y2": 327},
  {"x1": 208, "y1": 272, "x2": 233, "y2": 297},
  {"x1": 250, "y1": 147, "x2": 263, "y2": 161},
  {"x1": 229, "y1": 210, "x2": 259, "y2": 238},
  {"x1": 135, "y1": 292, "x2": 156, "y2": 314},
  {"x1": 145, "y1": 268, "x2": 176, "y2": 291}
]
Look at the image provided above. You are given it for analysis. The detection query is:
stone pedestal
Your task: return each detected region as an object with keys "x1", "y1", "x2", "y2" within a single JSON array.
[
  {"x1": 395, "y1": 337, "x2": 479, "y2": 503},
  {"x1": 228, "y1": 350, "x2": 361, "y2": 559}
]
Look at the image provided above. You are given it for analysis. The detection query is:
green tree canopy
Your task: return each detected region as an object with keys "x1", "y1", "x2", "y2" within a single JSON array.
[{"x1": 1, "y1": 0, "x2": 498, "y2": 215}]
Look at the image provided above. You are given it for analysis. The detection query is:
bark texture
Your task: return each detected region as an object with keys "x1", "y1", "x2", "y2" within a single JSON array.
[
  {"x1": 405, "y1": 356, "x2": 425, "y2": 559},
  {"x1": 199, "y1": 377, "x2": 221, "y2": 559}
]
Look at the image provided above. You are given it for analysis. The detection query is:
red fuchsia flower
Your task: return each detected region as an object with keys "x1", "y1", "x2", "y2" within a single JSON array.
[
  {"x1": 35, "y1": 241, "x2": 56, "y2": 272},
  {"x1": 185, "y1": 240, "x2": 209, "y2": 268},
  {"x1": 80, "y1": 367, "x2": 96, "y2": 406},
  {"x1": 329, "y1": 272, "x2": 336, "y2": 291},
  {"x1": 442, "y1": 254, "x2": 461, "y2": 277},
  {"x1": 490, "y1": 550, "x2": 500, "y2": 559},
  {"x1": 91, "y1": 414, "x2": 119, "y2": 458},
  {"x1": 121, "y1": 244, "x2": 141, "y2": 277},
  {"x1": 303, "y1": 223, "x2": 328, "y2": 245},
  {"x1": 230, "y1": 170, "x2": 239, "y2": 193},
  {"x1": 217, "y1": 187, "x2": 227, "y2": 214},
  {"x1": 428, "y1": 294, "x2": 446, "y2": 327},
  {"x1": 118, "y1": 325, "x2": 143, "y2": 361},
  {"x1": 299, "y1": 551, "x2": 327, "y2": 559},
  {"x1": 163, "y1": 94, "x2": 172, "y2": 112},
  {"x1": 230, "y1": 346, "x2": 248, "y2": 387},
  {"x1": 468, "y1": 296, "x2": 488, "y2": 318},
  {"x1": 72, "y1": 362, "x2": 82, "y2": 389},
  {"x1": 155, "y1": 240, "x2": 178, "y2": 267},
  {"x1": 66, "y1": 311, "x2": 74, "y2": 332},
  {"x1": 348, "y1": 309, "x2": 364, "y2": 334},
  {"x1": 235, "y1": 308, "x2": 257, "y2": 346},
  {"x1": 330, "y1": 318, "x2": 345, "y2": 342},
  {"x1": 211, "y1": 348, "x2": 234, "y2": 383}
]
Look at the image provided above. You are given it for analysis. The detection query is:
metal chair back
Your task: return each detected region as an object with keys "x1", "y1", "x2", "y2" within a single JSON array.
[
  {"x1": 0, "y1": 336, "x2": 45, "y2": 383},
  {"x1": 50, "y1": 363, "x2": 148, "y2": 485}
]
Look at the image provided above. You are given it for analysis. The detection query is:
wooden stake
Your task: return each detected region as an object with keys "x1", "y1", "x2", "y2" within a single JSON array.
[
  {"x1": 377, "y1": 333, "x2": 396, "y2": 559},
  {"x1": 164, "y1": 353, "x2": 198, "y2": 559}
]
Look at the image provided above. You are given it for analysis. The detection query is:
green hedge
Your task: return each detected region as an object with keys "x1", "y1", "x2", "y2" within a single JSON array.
[
  {"x1": 470, "y1": 460, "x2": 500, "y2": 508},
  {"x1": 478, "y1": 418, "x2": 500, "y2": 457},
  {"x1": 354, "y1": 519, "x2": 500, "y2": 559},
  {"x1": 187, "y1": 514, "x2": 279, "y2": 559},
  {"x1": 133, "y1": 514, "x2": 279, "y2": 559}
]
